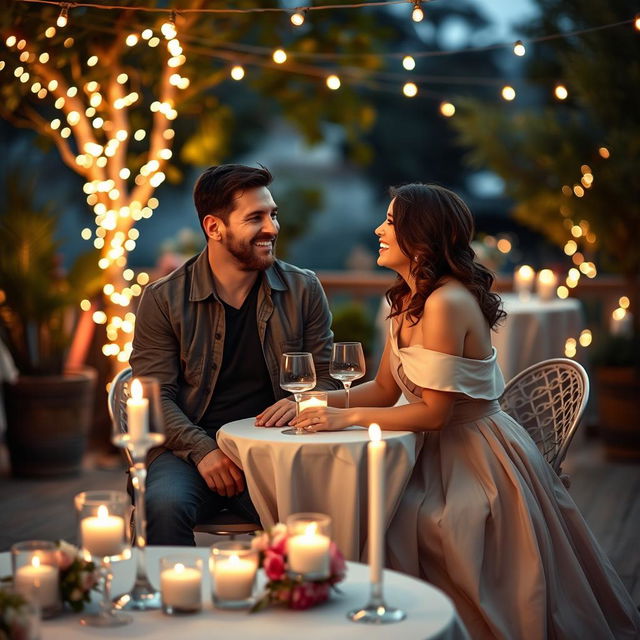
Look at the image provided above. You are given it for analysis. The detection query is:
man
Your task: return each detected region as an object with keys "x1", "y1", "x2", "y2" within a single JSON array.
[{"x1": 131, "y1": 164, "x2": 338, "y2": 545}]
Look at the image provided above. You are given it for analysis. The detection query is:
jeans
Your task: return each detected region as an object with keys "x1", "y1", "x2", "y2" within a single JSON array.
[{"x1": 145, "y1": 450, "x2": 260, "y2": 546}]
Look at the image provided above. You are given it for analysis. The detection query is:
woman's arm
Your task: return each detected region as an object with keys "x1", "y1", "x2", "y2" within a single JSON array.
[{"x1": 291, "y1": 289, "x2": 469, "y2": 433}]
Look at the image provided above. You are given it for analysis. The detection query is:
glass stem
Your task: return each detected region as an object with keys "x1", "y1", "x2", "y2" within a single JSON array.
[
  {"x1": 293, "y1": 393, "x2": 302, "y2": 416},
  {"x1": 99, "y1": 559, "x2": 114, "y2": 618},
  {"x1": 130, "y1": 462, "x2": 149, "y2": 582},
  {"x1": 343, "y1": 382, "x2": 352, "y2": 409},
  {"x1": 369, "y1": 579, "x2": 384, "y2": 608}
]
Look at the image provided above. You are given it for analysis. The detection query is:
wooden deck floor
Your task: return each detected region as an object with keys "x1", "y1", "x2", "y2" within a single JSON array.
[{"x1": 0, "y1": 433, "x2": 638, "y2": 605}]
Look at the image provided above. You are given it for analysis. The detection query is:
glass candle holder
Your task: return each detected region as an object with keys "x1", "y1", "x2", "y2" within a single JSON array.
[
  {"x1": 160, "y1": 555, "x2": 203, "y2": 615},
  {"x1": 209, "y1": 542, "x2": 258, "y2": 609},
  {"x1": 11, "y1": 541, "x2": 61, "y2": 618},
  {"x1": 286, "y1": 513, "x2": 331, "y2": 580},
  {"x1": 297, "y1": 390, "x2": 328, "y2": 413}
]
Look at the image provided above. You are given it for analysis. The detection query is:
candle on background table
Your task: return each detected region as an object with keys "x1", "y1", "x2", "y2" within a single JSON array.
[
  {"x1": 14, "y1": 556, "x2": 59, "y2": 610},
  {"x1": 368, "y1": 423, "x2": 385, "y2": 585},
  {"x1": 127, "y1": 378, "x2": 149, "y2": 441},
  {"x1": 610, "y1": 307, "x2": 633, "y2": 337},
  {"x1": 536, "y1": 269, "x2": 558, "y2": 301},
  {"x1": 212, "y1": 553, "x2": 257, "y2": 601},
  {"x1": 514, "y1": 265, "x2": 535, "y2": 301},
  {"x1": 287, "y1": 523, "x2": 331, "y2": 577},
  {"x1": 81, "y1": 505, "x2": 125, "y2": 558},
  {"x1": 160, "y1": 562, "x2": 202, "y2": 612}
]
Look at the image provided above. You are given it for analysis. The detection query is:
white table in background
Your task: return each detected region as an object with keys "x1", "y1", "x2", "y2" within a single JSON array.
[
  {"x1": 217, "y1": 418, "x2": 419, "y2": 562},
  {"x1": 0, "y1": 548, "x2": 469, "y2": 640},
  {"x1": 493, "y1": 294, "x2": 584, "y2": 381}
]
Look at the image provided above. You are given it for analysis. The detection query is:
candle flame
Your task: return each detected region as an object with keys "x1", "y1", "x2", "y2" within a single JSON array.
[
  {"x1": 538, "y1": 269, "x2": 556, "y2": 284},
  {"x1": 174, "y1": 563, "x2": 185, "y2": 573},
  {"x1": 131, "y1": 378, "x2": 143, "y2": 401},
  {"x1": 32, "y1": 556, "x2": 40, "y2": 568},
  {"x1": 97, "y1": 504, "x2": 109, "y2": 520},
  {"x1": 304, "y1": 522, "x2": 318, "y2": 536},
  {"x1": 517, "y1": 265, "x2": 535, "y2": 279},
  {"x1": 369, "y1": 423, "x2": 381, "y2": 442}
]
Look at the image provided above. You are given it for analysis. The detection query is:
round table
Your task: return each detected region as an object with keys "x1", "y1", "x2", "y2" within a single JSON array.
[
  {"x1": 217, "y1": 419, "x2": 419, "y2": 561},
  {"x1": 492, "y1": 293, "x2": 584, "y2": 381},
  {"x1": 0, "y1": 548, "x2": 469, "y2": 640}
]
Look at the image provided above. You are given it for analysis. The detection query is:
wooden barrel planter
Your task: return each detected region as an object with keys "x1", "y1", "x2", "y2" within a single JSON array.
[
  {"x1": 4, "y1": 367, "x2": 97, "y2": 477},
  {"x1": 596, "y1": 366, "x2": 640, "y2": 461}
]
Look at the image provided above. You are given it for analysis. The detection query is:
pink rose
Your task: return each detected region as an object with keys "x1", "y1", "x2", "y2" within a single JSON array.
[
  {"x1": 329, "y1": 542, "x2": 346, "y2": 583},
  {"x1": 263, "y1": 550, "x2": 286, "y2": 581},
  {"x1": 289, "y1": 581, "x2": 330, "y2": 610},
  {"x1": 269, "y1": 532, "x2": 288, "y2": 556}
]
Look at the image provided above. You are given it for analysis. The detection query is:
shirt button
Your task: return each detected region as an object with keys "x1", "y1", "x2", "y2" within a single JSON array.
[{"x1": 215, "y1": 332, "x2": 222, "y2": 340}]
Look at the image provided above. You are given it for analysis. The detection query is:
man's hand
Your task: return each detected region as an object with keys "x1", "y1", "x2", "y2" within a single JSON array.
[
  {"x1": 255, "y1": 397, "x2": 296, "y2": 427},
  {"x1": 196, "y1": 449, "x2": 245, "y2": 497}
]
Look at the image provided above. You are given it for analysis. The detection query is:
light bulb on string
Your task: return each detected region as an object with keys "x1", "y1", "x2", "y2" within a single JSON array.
[
  {"x1": 402, "y1": 55, "x2": 415, "y2": 70},
  {"x1": 501, "y1": 85, "x2": 516, "y2": 101},
  {"x1": 412, "y1": 1, "x2": 424, "y2": 22},
  {"x1": 57, "y1": 4, "x2": 69, "y2": 28},
  {"x1": 161, "y1": 11, "x2": 177, "y2": 39},
  {"x1": 440, "y1": 101, "x2": 455, "y2": 117},
  {"x1": 326, "y1": 74, "x2": 340, "y2": 90},
  {"x1": 290, "y1": 10, "x2": 306, "y2": 26},
  {"x1": 635, "y1": 13, "x2": 640, "y2": 31},
  {"x1": 513, "y1": 40, "x2": 526, "y2": 56},
  {"x1": 403, "y1": 82, "x2": 418, "y2": 97},
  {"x1": 273, "y1": 49, "x2": 287, "y2": 64},
  {"x1": 554, "y1": 84, "x2": 568, "y2": 100},
  {"x1": 230, "y1": 65, "x2": 245, "y2": 80}
]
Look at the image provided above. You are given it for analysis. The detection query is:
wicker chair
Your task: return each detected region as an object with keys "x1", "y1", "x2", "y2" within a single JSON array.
[
  {"x1": 108, "y1": 367, "x2": 259, "y2": 539},
  {"x1": 499, "y1": 358, "x2": 589, "y2": 487}
]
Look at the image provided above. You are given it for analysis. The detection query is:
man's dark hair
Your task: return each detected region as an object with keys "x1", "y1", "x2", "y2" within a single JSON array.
[{"x1": 193, "y1": 164, "x2": 273, "y2": 233}]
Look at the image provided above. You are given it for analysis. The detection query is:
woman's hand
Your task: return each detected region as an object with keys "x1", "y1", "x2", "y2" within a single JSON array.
[
  {"x1": 255, "y1": 398, "x2": 296, "y2": 427},
  {"x1": 289, "y1": 406, "x2": 355, "y2": 432}
]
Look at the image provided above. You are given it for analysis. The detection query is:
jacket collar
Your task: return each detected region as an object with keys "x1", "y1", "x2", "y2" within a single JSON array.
[{"x1": 189, "y1": 248, "x2": 287, "y2": 302}]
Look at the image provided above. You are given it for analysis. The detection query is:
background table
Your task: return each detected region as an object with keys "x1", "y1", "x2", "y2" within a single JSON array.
[
  {"x1": 0, "y1": 548, "x2": 469, "y2": 640},
  {"x1": 492, "y1": 293, "x2": 584, "y2": 381},
  {"x1": 217, "y1": 419, "x2": 418, "y2": 561}
]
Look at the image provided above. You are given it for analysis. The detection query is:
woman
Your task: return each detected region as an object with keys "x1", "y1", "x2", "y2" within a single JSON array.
[{"x1": 288, "y1": 184, "x2": 640, "y2": 639}]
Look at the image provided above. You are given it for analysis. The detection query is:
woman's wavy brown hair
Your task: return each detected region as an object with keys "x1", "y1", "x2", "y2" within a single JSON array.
[{"x1": 386, "y1": 183, "x2": 505, "y2": 329}]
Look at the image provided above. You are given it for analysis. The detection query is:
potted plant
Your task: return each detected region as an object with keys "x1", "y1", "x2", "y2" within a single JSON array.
[{"x1": 0, "y1": 175, "x2": 102, "y2": 477}]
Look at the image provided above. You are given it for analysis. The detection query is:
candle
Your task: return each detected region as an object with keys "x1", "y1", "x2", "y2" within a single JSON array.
[
  {"x1": 536, "y1": 269, "x2": 558, "y2": 301},
  {"x1": 288, "y1": 522, "x2": 331, "y2": 577},
  {"x1": 610, "y1": 308, "x2": 633, "y2": 337},
  {"x1": 368, "y1": 423, "x2": 385, "y2": 585},
  {"x1": 212, "y1": 554, "x2": 257, "y2": 601},
  {"x1": 514, "y1": 265, "x2": 535, "y2": 301},
  {"x1": 127, "y1": 378, "x2": 149, "y2": 441},
  {"x1": 14, "y1": 556, "x2": 59, "y2": 610},
  {"x1": 298, "y1": 394, "x2": 328, "y2": 413},
  {"x1": 161, "y1": 563, "x2": 202, "y2": 611},
  {"x1": 81, "y1": 505, "x2": 125, "y2": 558}
]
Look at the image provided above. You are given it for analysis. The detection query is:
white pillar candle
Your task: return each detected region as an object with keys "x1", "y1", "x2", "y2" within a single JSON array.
[
  {"x1": 298, "y1": 396, "x2": 328, "y2": 412},
  {"x1": 81, "y1": 505, "x2": 125, "y2": 558},
  {"x1": 536, "y1": 269, "x2": 558, "y2": 301},
  {"x1": 514, "y1": 265, "x2": 535, "y2": 300},
  {"x1": 288, "y1": 523, "x2": 331, "y2": 577},
  {"x1": 14, "y1": 557, "x2": 59, "y2": 609},
  {"x1": 161, "y1": 563, "x2": 202, "y2": 610},
  {"x1": 126, "y1": 378, "x2": 149, "y2": 441},
  {"x1": 368, "y1": 423, "x2": 385, "y2": 585},
  {"x1": 212, "y1": 554, "x2": 257, "y2": 601}
]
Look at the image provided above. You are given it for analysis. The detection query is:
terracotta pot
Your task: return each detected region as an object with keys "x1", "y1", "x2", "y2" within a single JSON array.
[
  {"x1": 596, "y1": 366, "x2": 640, "y2": 461},
  {"x1": 4, "y1": 367, "x2": 97, "y2": 477}
]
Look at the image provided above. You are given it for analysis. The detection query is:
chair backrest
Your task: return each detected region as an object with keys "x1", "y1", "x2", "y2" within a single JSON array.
[
  {"x1": 499, "y1": 358, "x2": 589, "y2": 474},
  {"x1": 108, "y1": 367, "x2": 134, "y2": 467}
]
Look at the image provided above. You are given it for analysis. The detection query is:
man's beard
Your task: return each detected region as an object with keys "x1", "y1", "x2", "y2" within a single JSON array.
[{"x1": 224, "y1": 229, "x2": 277, "y2": 271}]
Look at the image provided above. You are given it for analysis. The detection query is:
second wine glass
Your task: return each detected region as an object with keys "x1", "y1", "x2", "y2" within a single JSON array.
[
  {"x1": 279, "y1": 352, "x2": 316, "y2": 436},
  {"x1": 330, "y1": 342, "x2": 365, "y2": 409}
]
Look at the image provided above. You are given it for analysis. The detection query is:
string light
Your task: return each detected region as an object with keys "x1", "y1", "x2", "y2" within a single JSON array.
[
  {"x1": 272, "y1": 49, "x2": 287, "y2": 64},
  {"x1": 56, "y1": 4, "x2": 69, "y2": 28},
  {"x1": 554, "y1": 83, "x2": 568, "y2": 100},
  {"x1": 411, "y1": 1, "x2": 424, "y2": 23},
  {"x1": 403, "y1": 81, "x2": 417, "y2": 97},
  {"x1": 402, "y1": 55, "x2": 415, "y2": 70},
  {"x1": 635, "y1": 13, "x2": 640, "y2": 31},
  {"x1": 513, "y1": 40, "x2": 525, "y2": 56},
  {"x1": 230, "y1": 65, "x2": 245, "y2": 80},
  {"x1": 161, "y1": 11, "x2": 177, "y2": 39},
  {"x1": 501, "y1": 85, "x2": 516, "y2": 101},
  {"x1": 290, "y1": 10, "x2": 306, "y2": 26},
  {"x1": 439, "y1": 101, "x2": 455, "y2": 117},
  {"x1": 326, "y1": 74, "x2": 340, "y2": 90}
]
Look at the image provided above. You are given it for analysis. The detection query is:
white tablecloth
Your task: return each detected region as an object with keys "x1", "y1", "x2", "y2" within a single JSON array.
[
  {"x1": 492, "y1": 294, "x2": 584, "y2": 381},
  {"x1": 217, "y1": 419, "x2": 418, "y2": 561},
  {"x1": 0, "y1": 548, "x2": 469, "y2": 640}
]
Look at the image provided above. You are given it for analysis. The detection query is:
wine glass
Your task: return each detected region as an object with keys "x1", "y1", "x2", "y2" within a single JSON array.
[
  {"x1": 330, "y1": 342, "x2": 365, "y2": 409},
  {"x1": 75, "y1": 490, "x2": 132, "y2": 627},
  {"x1": 110, "y1": 373, "x2": 165, "y2": 610},
  {"x1": 279, "y1": 352, "x2": 316, "y2": 436}
]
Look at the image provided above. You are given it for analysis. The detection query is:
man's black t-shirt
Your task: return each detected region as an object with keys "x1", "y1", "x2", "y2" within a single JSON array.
[{"x1": 199, "y1": 277, "x2": 275, "y2": 436}]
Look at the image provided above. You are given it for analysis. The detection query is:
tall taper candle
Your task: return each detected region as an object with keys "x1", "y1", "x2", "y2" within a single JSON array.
[
  {"x1": 368, "y1": 423, "x2": 385, "y2": 585},
  {"x1": 127, "y1": 378, "x2": 149, "y2": 441}
]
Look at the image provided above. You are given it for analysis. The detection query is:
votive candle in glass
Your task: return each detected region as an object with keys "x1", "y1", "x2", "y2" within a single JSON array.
[
  {"x1": 286, "y1": 512, "x2": 331, "y2": 580},
  {"x1": 514, "y1": 265, "x2": 535, "y2": 301},
  {"x1": 210, "y1": 542, "x2": 258, "y2": 609},
  {"x1": 536, "y1": 269, "x2": 558, "y2": 301},
  {"x1": 11, "y1": 540, "x2": 61, "y2": 618},
  {"x1": 297, "y1": 390, "x2": 328, "y2": 413},
  {"x1": 160, "y1": 555, "x2": 202, "y2": 615}
]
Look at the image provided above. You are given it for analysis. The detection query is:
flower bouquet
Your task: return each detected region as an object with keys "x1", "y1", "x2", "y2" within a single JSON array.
[
  {"x1": 250, "y1": 524, "x2": 346, "y2": 612},
  {"x1": 0, "y1": 588, "x2": 39, "y2": 640},
  {"x1": 55, "y1": 541, "x2": 99, "y2": 612}
]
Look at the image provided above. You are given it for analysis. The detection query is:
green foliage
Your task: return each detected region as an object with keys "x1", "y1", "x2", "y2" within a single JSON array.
[
  {"x1": 331, "y1": 302, "x2": 375, "y2": 357},
  {"x1": 0, "y1": 174, "x2": 102, "y2": 375}
]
